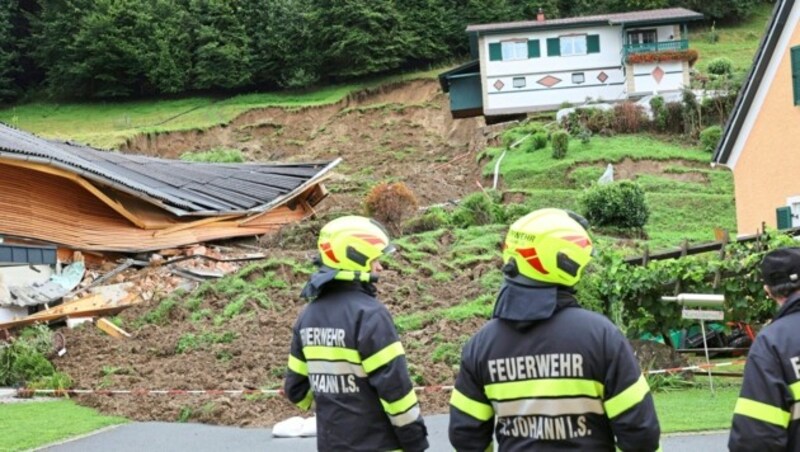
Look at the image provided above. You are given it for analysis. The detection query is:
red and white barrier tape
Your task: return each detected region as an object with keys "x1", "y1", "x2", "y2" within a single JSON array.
[
  {"x1": 16, "y1": 361, "x2": 745, "y2": 397},
  {"x1": 644, "y1": 359, "x2": 747, "y2": 375}
]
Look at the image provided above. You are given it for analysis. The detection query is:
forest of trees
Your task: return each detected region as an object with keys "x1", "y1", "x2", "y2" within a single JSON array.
[{"x1": 0, "y1": 0, "x2": 769, "y2": 102}]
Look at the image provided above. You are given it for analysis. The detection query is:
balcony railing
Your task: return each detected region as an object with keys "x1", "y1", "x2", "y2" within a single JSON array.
[{"x1": 623, "y1": 39, "x2": 689, "y2": 60}]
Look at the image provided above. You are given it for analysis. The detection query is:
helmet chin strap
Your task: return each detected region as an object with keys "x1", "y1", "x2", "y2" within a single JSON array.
[
  {"x1": 333, "y1": 270, "x2": 379, "y2": 283},
  {"x1": 502, "y1": 261, "x2": 553, "y2": 288}
]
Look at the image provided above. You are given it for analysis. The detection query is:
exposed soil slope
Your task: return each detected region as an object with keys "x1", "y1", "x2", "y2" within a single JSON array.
[
  {"x1": 120, "y1": 80, "x2": 487, "y2": 209},
  {"x1": 53, "y1": 80, "x2": 691, "y2": 427}
]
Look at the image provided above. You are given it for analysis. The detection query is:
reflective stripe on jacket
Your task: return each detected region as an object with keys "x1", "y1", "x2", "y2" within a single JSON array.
[
  {"x1": 284, "y1": 281, "x2": 428, "y2": 452},
  {"x1": 449, "y1": 291, "x2": 660, "y2": 452},
  {"x1": 729, "y1": 294, "x2": 800, "y2": 452}
]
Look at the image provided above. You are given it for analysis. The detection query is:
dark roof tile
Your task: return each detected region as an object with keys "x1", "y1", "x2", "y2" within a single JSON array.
[
  {"x1": 466, "y1": 8, "x2": 703, "y2": 33},
  {"x1": 0, "y1": 123, "x2": 338, "y2": 216}
]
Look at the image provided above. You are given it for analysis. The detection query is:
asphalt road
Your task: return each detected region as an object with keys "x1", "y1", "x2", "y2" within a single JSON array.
[{"x1": 41, "y1": 415, "x2": 729, "y2": 452}]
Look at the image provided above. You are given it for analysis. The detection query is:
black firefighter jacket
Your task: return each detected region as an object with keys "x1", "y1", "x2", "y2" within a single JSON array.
[
  {"x1": 729, "y1": 293, "x2": 800, "y2": 451},
  {"x1": 284, "y1": 276, "x2": 428, "y2": 452},
  {"x1": 449, "y1": 281, "x2": 661, "y2": 452}
]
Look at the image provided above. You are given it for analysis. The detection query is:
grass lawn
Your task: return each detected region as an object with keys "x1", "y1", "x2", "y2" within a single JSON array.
[
  {"x1": 691, "y1": 3, "x2": 774, "y2": 74},
  {"x1": 655, "y1": 386, "x2": 739, "y2": 433},
  {"x1": 486, "y1": 134, "x2": 737, "y2": 250},
  {"x1": 0, "y1": 400, "x2": 126, "y2": 451},
  {"x1": 0, "y1": 67, "x2": 443, "y2": 149}
]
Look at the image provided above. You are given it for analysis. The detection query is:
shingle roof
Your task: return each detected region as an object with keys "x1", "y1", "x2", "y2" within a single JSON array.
[
  {"x1": 0, "y1": 123, "x2": 339, "y2": 216},
  {"x1": 466, "y1": 8, "x2": 704, "y2": 33}
]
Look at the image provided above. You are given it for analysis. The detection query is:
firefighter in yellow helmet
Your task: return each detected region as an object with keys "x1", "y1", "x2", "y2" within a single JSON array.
[
  {"x1": 284, "y1": 216, "x2": 429, "y2": 452},
  {"x1": 449, "y1": 208, "x2": 661, "y2": 451}
]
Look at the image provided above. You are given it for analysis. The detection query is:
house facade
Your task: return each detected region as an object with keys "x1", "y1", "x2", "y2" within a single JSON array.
[
  {"x1": 713, "y1": 0, "x2": 800, "y2": 235},
  {"x1": 440, "y1": 8, "x2": 703, "y2": 120}
]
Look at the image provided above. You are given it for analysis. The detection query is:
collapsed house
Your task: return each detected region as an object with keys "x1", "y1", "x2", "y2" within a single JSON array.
[{"x1": 0, "y1": 123, "x2": 338, "y2": 252}]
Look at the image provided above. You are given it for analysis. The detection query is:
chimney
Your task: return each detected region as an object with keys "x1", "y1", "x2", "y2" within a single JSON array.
[{"x1": 537, "y1": 8, "x2": 545, "y2": 22}]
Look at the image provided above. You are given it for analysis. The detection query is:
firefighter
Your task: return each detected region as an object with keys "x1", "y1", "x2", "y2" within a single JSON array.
[
  {"x1": 729, "y1": 247, "x2": 800, "y2": 451},
  {"x1": 448, "y1": 208, "x2": 660, "y2": 451},
  {"x1": 284, "y1": 215, "x2": 429, "y2": 452}
]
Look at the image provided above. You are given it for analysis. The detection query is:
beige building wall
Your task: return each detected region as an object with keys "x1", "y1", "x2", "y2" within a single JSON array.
[{"x1": 733, "y1": 23, "x2": 800, "y2": 234}]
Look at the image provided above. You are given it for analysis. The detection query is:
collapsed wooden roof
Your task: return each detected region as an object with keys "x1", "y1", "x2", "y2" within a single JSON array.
[{"x1": 0, "y1": 123, "x2": 339, "y2": 252}]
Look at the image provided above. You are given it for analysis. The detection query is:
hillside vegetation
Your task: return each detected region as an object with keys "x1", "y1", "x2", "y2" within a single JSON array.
[
  {"x1": 0, "y1": 0, "x2": 766, "y2": 102},
  {"x1": 3, "y1": 3, "x2": 776, "y2": 429}
]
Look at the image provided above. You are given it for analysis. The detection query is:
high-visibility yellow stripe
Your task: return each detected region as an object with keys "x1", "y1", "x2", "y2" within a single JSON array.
[
  {"x1": 734, "y1": 397, "x2": 790, "y2": 428},
  {"x1": 363, "y1": 341, "x2": 405, "y2": 374},
  {"x1": 296, "y1": 389, "x2": 313, "y2": 411},
  {"x1": 604, "y1": 374, "x2": 650, "y2": 419},
  {"x1": 287, "y1": 355, "x2": 307, "y2": 376},
  {"x1": 450, "y1": 388, "x2": 494, "y2": 422},
  {"x1": 380, "y1": 389, "x2": 418, "y2": 415},
  {"x1": 790, "y1": 381, "x2": 800, "y2": 401},
  {"x1": 334, "y1": 271, "x2": 372, "y2": 283},
  {"x1": 484, "y1": 378, "x2": 604, "y2": 401},
  {"x1": 303, "y1": 346, "x2": 361, "y2": 364}
]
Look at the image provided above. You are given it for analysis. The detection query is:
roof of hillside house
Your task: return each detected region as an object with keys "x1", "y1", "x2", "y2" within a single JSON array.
[
  {"x1": 466, "y1": 8, "x2": 704, "y2": 34},
  {"x1": 0, "y1": 123, "x2": 339, "y2": 216},
  {"x1": 713, "y1": 0, "x2": 794, "y2": 166}
]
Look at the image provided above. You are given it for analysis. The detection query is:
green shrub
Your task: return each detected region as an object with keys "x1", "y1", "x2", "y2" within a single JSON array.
[
  {"x1": 699, "y1": 125, "x2": 723, "y2": 152},
  {"x1": 451, "y1": 192, "x2": 503, "y2": 227},
  {"x1": 551, "y1": 131, "x2": 569, "y2": 159},
  {"x1": 707, "y1": 57, "x2": 733, "y2": 76},
  {"x1": 650, "y1": 95, "x2": 666, "y2": 131},
  {"x1": 561, "y1": 108, "x2": 614, "y2": 135},
  {"x1": 531, "y1": 132, "x2": 548, "y2": 151},
  {"x1": 403, "y1": 207, "x2": 450, "y2": 233},
  {"x1": 0, "y1": 325, "x2": 61, "y2": 386},
  {"x1": 706, "y1": 22, "x2": 719, "y2": 44},
  {"x1": 180, "y1": 148, "x2": 245, "y2": 163},
  {"x1": 501, "y1": 122, "x2": 545, "y2": 149},
  {"x1": 580, "y1": 181, "x2": 649, "y2": 229},
  {"x1": 576, "y1": 126, "x2": 592, "y2": 144}
]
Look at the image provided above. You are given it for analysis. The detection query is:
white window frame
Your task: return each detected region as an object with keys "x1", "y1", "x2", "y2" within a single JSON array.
[
  {"x1": 627, "y1": 29, "x2": 658, "y2": 45},
  {"x1": 787, "y1": 196, "x2": 800, "y2": 228},
  {"x1": 560, "y1": 35, "x2": 587, "y2": 57},
  {"x1": 501, "y1": 40, "x2": 528, "y2": 61}
]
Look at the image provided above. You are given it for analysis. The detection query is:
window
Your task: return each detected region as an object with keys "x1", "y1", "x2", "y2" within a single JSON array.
[
  {"x1": 792, "y1": 45, "x2": 800, "y2": 105},
  {"x1": 513, "y1": 77, "x2": 526, "y2": 88},
  {"x1": 560, "y1": 35, "x2": 587, "y2": 56},
  {"x1": 627, "y1": 29, "x2": 658, "y2": 45},
  {"x1": 572, "y1": 73, "x2": 585, "y2": 84},
  {"x1": 501, "y1": 40, "x2": 528, "y2": 61}
]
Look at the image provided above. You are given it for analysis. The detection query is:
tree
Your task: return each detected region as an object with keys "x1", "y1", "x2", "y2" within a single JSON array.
[
  {"x1": 141, "y1": 0, "x2": 192, "y2": 94},
  {"x1": 397, "y1": 0, "x2": 453, "y2": 65},
  {"x1": 673, "y1": 0, "x2": 759, "y2": 21},
  {"x1": 187, "y1": 0, "x2": 251, "y2": 90},
  {"x1": 241, "y1": 0, "x2": 321, "y2": 88},
  {"x1": 0, "y1": 0, "x2": 19, "y2": 102},
  {"x1": 311, "y1": 0, "x2": 409, "y2": 79}
]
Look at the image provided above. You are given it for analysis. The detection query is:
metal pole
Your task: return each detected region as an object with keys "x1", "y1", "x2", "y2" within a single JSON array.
[{"x1": 700, "y1": 320, "x2": 715, "y2": 395}]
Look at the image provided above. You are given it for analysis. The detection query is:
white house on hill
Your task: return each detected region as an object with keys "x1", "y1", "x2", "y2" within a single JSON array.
[{"x1": 439, "y1": 8, "x2": 704, "y2": 121}]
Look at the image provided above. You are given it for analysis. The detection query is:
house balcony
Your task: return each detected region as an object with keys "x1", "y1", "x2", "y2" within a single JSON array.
[{"x1": 623, "y1": 39, "x2": 689, "y2": 62}]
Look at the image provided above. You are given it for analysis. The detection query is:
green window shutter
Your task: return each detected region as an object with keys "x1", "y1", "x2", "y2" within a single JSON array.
[
  {"x1": 792, "y1": 46, "x2": 800, "y2": 105},
  {"x1": 547, "y1": 38, "x2": 560, "y2": 57},
  {"x1": 528, "y1": 39, "x2": 540, "y2": 58},
  {"x1": 777, "y1": 206, "x2": 793, "y2": 230},
  {"x1": 587, "y1": 34, "x2": 600, "y2": 54},
  {"x1": 489, "y1": 43, "x2": 502, "y2": 61}
]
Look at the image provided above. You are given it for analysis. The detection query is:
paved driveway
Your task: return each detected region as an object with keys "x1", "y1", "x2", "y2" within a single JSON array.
[{"x1": 42, "y1": 415, "x2": 728, "y2": 451}]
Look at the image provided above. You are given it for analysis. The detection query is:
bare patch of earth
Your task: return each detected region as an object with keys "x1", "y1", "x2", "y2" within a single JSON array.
[
  {"x1": 569, "y1": 158, "x2": 709, "y2": 184},
  {"x1": 119, "y1": 80, "x2": 488, "y2": 208}
]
